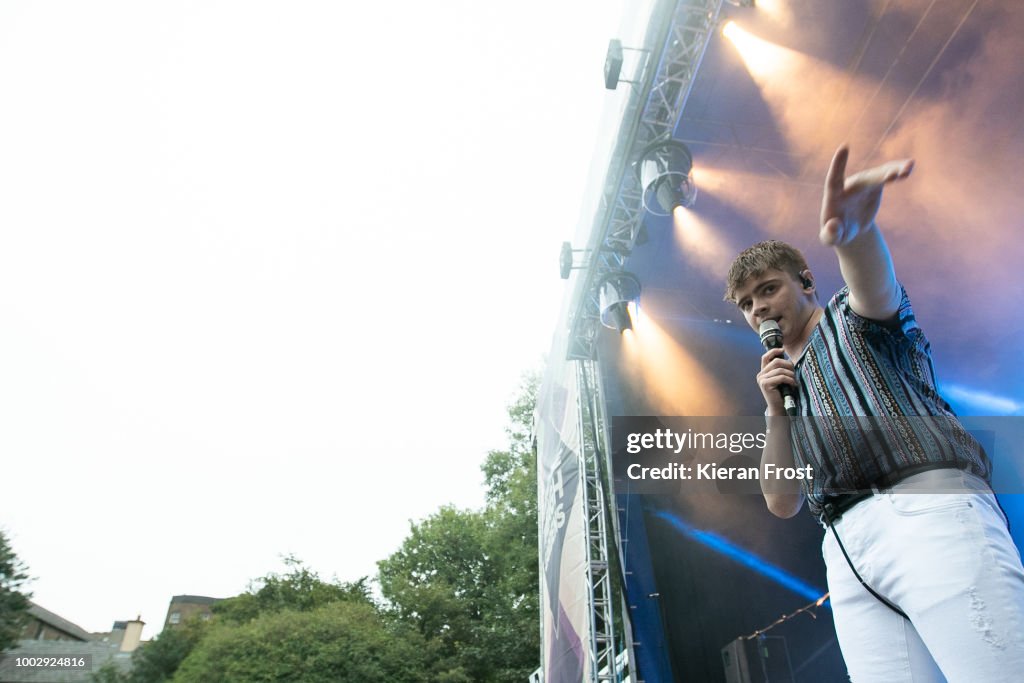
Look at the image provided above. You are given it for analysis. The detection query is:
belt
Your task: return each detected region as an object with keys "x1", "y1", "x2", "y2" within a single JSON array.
[
  {"x1": 819, "y1": 462, "x2": 965, "y2": 525},
  {"x1": 820, "y1": 490, "x2": 874, "y2": 525}
]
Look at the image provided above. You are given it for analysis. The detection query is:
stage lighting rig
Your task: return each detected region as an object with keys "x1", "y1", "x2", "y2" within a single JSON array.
[
  {"x1": 568, "y1": 0, "x2": 719, "y2": 361},
  {"x1": 637, "y1": 139, "x2": 698, "y2": 215},
  {"x1": 597, "y1": 271, "x2": 641, "y2": 333}
]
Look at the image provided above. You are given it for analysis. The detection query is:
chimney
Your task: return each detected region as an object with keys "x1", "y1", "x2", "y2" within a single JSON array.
[{"x1": 119, "y1": 616, "x2": 145, "y2": 653}]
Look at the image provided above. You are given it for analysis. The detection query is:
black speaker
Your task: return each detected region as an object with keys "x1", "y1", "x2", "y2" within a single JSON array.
[
  {"x1": 722, "y1": 635, "x2": 795, "y2": 683},
  {"x1": 604, "y1": 39, "x2": 624, "y2": 90}
]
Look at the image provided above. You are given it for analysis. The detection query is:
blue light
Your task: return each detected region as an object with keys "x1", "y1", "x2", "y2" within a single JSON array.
[
  {"x1": 940, "y1": 383, "x2": 1023, "y2": 416},
  {"x1": 652, "y1": 509, "x2": 829, "y2": 606}
]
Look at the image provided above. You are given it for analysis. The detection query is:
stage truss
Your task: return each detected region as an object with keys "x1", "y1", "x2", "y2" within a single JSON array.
[{"x1": 560, "y1": 2, "x2": 724, "y2": 681}]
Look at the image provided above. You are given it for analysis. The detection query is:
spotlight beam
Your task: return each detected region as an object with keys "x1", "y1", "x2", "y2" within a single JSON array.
[{"x1": 653, "y1": 510, "x2": 828, "y2": 604}]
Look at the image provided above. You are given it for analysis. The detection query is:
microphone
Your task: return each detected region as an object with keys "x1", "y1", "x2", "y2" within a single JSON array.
[{"x1": 759, "y1": 320, "x2": 798, "y2": 417}]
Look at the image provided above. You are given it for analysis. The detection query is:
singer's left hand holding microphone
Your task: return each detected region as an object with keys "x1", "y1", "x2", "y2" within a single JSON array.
[{"x1": 758, "y1": 347, "x2": 797, "y2": 417}]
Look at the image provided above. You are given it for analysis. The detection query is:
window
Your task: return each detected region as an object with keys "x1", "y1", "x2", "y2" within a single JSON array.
[{"x1": 169, "y1": 612, "x2": 181, "y2": 625}]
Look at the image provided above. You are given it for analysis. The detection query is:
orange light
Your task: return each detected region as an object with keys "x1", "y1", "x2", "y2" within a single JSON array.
[
  {"x1": 755, "y1": 0, "x2": 793, "y2": 28},
  {"x1": 721, "y1": 21, "x2": 873, "y2": 162},
  {"x1": 689, "y1": 166, "x2": 728, "y2": 195},
  {"x1": 722, "y1": 22, "x2": 795, "y2": 80},
  {"x1": 672, "y1": 205, "x2": 687, "y2": 224},
  {"x1": 672, "y1": 207, "x2": 735, "y2": 280},
  {"x1": 622, "y1": 309, "x2": 731, "y2": 415},
  {"x1": 621, "y1": 327, "x2": 635, "y2": 350}
]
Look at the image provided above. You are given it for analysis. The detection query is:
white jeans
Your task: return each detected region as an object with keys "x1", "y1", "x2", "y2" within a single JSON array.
[{"x1": 822, "y1": 470, "x2": 1024, "y2": 682}]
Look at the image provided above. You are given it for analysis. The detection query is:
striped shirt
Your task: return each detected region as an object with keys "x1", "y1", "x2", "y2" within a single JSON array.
[{"x1": 790, "y1": 285, "x2": 991, "y2": 517}]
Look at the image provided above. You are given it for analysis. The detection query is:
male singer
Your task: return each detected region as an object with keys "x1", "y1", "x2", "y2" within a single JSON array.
[{"x1": 724, "y1": 146, "x2": 1024, "y2": 682}]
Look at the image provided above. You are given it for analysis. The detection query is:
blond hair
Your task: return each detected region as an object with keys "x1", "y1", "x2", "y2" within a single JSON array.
[{"x1": 724, "y1": 240, "x2": 809, "y2": 302}]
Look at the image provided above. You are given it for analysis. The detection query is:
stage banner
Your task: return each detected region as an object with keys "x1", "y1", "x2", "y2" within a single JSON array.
[{"x1": 537, "y1": 353, "x2": 591, "y2": 683}]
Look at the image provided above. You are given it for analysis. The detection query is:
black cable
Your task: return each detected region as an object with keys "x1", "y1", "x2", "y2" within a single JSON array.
[{"x1": 822, "y1": 507, "x2": 908, "y2": 619}]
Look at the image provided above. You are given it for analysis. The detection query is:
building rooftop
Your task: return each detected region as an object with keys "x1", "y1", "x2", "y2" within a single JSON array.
[
  {"x1": 25, "y1": 602, "x2": 92, "y2": 642},
  {"x1": 0, "y1": 640, "x2": 132, "y2": 683},
  {"x1": 168, "y1": 595, "x2": 222, "y2": 605}
]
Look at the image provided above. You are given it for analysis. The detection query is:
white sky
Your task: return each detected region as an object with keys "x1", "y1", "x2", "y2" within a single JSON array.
[{"x1": 0, "y1": 0, "x2": 639, "y2": 639}]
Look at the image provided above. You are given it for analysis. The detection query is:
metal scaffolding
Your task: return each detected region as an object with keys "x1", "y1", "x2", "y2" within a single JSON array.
[
  {"x1": 577, "y1": 358, "x2": 619, "y2": 681},
  {"x1": 562, "y1": 2, "x2": 723, "y2": 682}
]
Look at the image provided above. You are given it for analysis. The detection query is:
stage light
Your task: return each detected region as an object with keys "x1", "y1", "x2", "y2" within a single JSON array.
[
  {"x1": 598, "y1": 271, "x2": 641, "y2": 333},
  {"x1": 637, "y1": 139, "x2": 698, "y2": 215}
]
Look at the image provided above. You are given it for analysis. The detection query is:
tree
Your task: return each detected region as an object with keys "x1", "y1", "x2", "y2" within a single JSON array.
[
  {"x1": 89, "y1": 612, "x2": 210, "y2": 683},
  {"x1": 377, "y1": 505, "x2": 492, "y2": 679},
  {"x1": 477, "y1": 373, "x2": 540, "y2": 680},
  {"x1": 0, "y1": 530, "x2": 32, "y2": 652},
  {"x1": 212, "y1": 556, "x2": 373, "y2": 626},
  {"x1": 377, "y1": 373, "x2": 540, "y2": 682},
  {"x1": 173, "y1": 601, "x2": 435, "y2": 683},
  {"x1": 480, "y1": 370, "x2": 537, "y2": 508},
  {"x1": 90, "y1": 558, "x2": 378, "y2": 683}
]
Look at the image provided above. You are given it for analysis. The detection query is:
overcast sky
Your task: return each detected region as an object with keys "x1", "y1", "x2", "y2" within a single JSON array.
[{"x1": 0, "y1": 0, "x2": 640, "y2": 639}]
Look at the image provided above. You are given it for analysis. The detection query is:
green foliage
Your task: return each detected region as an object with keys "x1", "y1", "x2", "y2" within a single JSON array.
[
  {"x1": 130, "y1": 617, "x2": 208, "y2": 682},
  {"x1": 213, "y1": 556, "x2": 373, "y2": 626},
  {"x1": 378, "y1": 506, "x2": 489, "y2": 646},
  {"x1": 481, "y1": 373, "x2": 540, "y2": 679},
  {"x1": 0, "y1": 530, "x2": 32, "y2": 652},
  {"x1": 481, "y1": 371, "x2": 538, "y2": 507},
  {"x1": 89, "y1": 616, "x2": 209, "y2": 683},
  {"x1": 90, "y1": 660, "x2": 129, "y2": 683},
  {"x1": 172, "y1": 601, "x2": 434, "y2": 683},
  {"x1": 378, "y1": 373, "x2": 541, "y2": 683},
  {"x1": 100, "y1": 559, "x2": 373, "y2": 683}
]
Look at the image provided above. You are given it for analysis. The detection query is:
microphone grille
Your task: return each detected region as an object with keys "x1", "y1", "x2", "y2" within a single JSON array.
[{"x1": 759, "y1": 320, "x2": 782, "y2": 345}]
